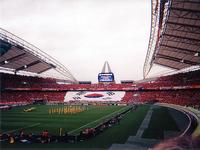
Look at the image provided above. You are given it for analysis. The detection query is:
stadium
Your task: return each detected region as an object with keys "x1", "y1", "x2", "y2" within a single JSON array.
[{"x1": 1, "y1": 0, "x2": 200, "y2": 149}]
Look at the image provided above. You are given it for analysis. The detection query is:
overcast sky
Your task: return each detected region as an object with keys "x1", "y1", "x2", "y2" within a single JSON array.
[{"x1": 0, "y1": 0, "x2": 163, "y2": 83}]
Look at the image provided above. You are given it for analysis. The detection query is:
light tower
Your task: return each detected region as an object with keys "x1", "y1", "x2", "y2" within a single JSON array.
[{"x1": 98, "y1": 61, "x2": 115, "y2": 83}]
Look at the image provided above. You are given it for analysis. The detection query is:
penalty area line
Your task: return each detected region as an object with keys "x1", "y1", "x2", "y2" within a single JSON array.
[{"x1": 3, "y1": 123, "x2": 41, "y2": 134}]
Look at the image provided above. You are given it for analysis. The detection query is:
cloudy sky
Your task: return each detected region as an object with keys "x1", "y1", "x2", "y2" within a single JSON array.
[{"x1": 0, "y1": 0, "x2": 168, "y2": 83}]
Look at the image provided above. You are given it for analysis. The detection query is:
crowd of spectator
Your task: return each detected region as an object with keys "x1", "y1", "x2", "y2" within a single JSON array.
[
  {"x1": 137, "y1": 69, "x2": 200, "y2": 90},
  {"x1": 1, "y1": 69, "x2": 200, "y2": 106},
  {"x1": 1, "y1": 73, "x2": 136, "y2": 91},
  {"x1": 0, "y1": 91, "x2": 66, "y2": 104},
  {"x1": 123, "y1": 90, "x2": 200, "y2": 107}
]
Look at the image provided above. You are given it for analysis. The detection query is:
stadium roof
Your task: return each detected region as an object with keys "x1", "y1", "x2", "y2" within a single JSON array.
[
  {"x1": 0, "y1": 28, "x2": 77, "y2": 83},
  {"x1": 143, "y1": 0, "x2": 200, "y2": 78}
]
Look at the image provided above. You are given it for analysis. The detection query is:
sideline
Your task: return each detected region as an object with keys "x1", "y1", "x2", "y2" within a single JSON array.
[
  {"x1": 68, "y1": 106, "x2": 129, "y2": 134},
  {"x1": 3, "y1": 123, "x2": 41, "y2": 134}
]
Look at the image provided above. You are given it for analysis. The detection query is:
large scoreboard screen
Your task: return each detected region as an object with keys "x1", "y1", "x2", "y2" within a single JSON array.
[{"x1": 98, "y1": 73, "x2": 115, "y2": 82}]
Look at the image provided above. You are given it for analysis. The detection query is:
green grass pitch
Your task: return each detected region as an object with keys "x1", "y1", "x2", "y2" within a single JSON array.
[
  {"x1": 1, "y1": 104, "x2": 150, "y2": 149},
  {"x1": 0, "y1": 104, "x2": 182, "y2": 149},
  {"x1": 142, "y1": 107, "x2": 180, "y2": 139},
  {"x1": 1, "y1": 104, "x2": 130, "y2": 135}
]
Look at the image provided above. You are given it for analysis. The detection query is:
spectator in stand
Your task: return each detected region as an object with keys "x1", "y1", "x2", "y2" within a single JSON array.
[
  {"x1": 19, "y1": 130, "x2": 25, "y2": 140},
  {"x1": 8, "y1": 134, "x2": 15, "y2": 144},
  {"x1": 41, "y1": 130, "x2": 50, "y2": 143},
  {"x1": 0, "y1": 133, "x2": 9, "y2": 142},
  {"x1": 152, "y1": 135, "x2": 200, "y2": 150}
]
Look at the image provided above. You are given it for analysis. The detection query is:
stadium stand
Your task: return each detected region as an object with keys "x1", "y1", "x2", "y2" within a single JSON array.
[
  {"x1": 0, "y1": 91, "x2": 66, "y2": 104},
  {"x1": 137, "y1": 69, "x2": 200, "y2": 89},
  {"x1": 1, "y1": 73, "x2": 57, "y2": 89},
  {"x1": 1, "y1": 68, "x2": 200, "y2": 107},
  {"x1": 135, "y1": 90, "x2": 200, "y2": 106},
  {"x1": 121, "y1": 92, "x2": 134, "y2": 103}
]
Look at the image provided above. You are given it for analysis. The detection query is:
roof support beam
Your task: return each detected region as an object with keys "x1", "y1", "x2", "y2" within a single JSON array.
[
  {"x1": 164, "y1": 33, "x2": 200, "y2": 42},
  {"x1": 167, "y1": 21, "x2": 200, "y2": 30},
  {"x1": 166, "y1": 21, "x2": 200, "y2": 35},
  {"x1": 156, "y1": 54, "x2": 198, "y2": 65},
  {"x1": 170, "y1": 15, "x2": 200, "y2": 21},
  {"x1": 163, "y1": 33, "x2": 200, "y2": 46},
  {"x1": 169, "y1": 6, "x2": 200, "y2": 20},
  {"x1": 160, "y1": 44, "x2": 198, "y2": 54},
  {"x1": 170, "y1": 7, "x2": 200, "y2": 14},
  {"x1": 162, "y1": 36, "x2": 200, "y2": 47},
  {"x1": 155, "y1": 62, "x2": 180, "y2": 70},
  {"x1": 173, "y1": 0, "x2": 200, "y2": 4},
  {"x1": 15, "y1": 60, "x2": 41, "y2": 72},
  {"x1": 0, "y1": 53, "x2": 26, "y2": 65},
  {"x1": 37, "y1": 66, "x2": 52, "y2": 74}
]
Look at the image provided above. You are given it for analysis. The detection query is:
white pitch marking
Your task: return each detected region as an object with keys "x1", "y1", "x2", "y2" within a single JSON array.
[
  {"x1": 3, "y1": 123, "x2": 41, "y2": 134},
  {"x1": 68, "y1": 107, "x2": 128, "y2": 134}
]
